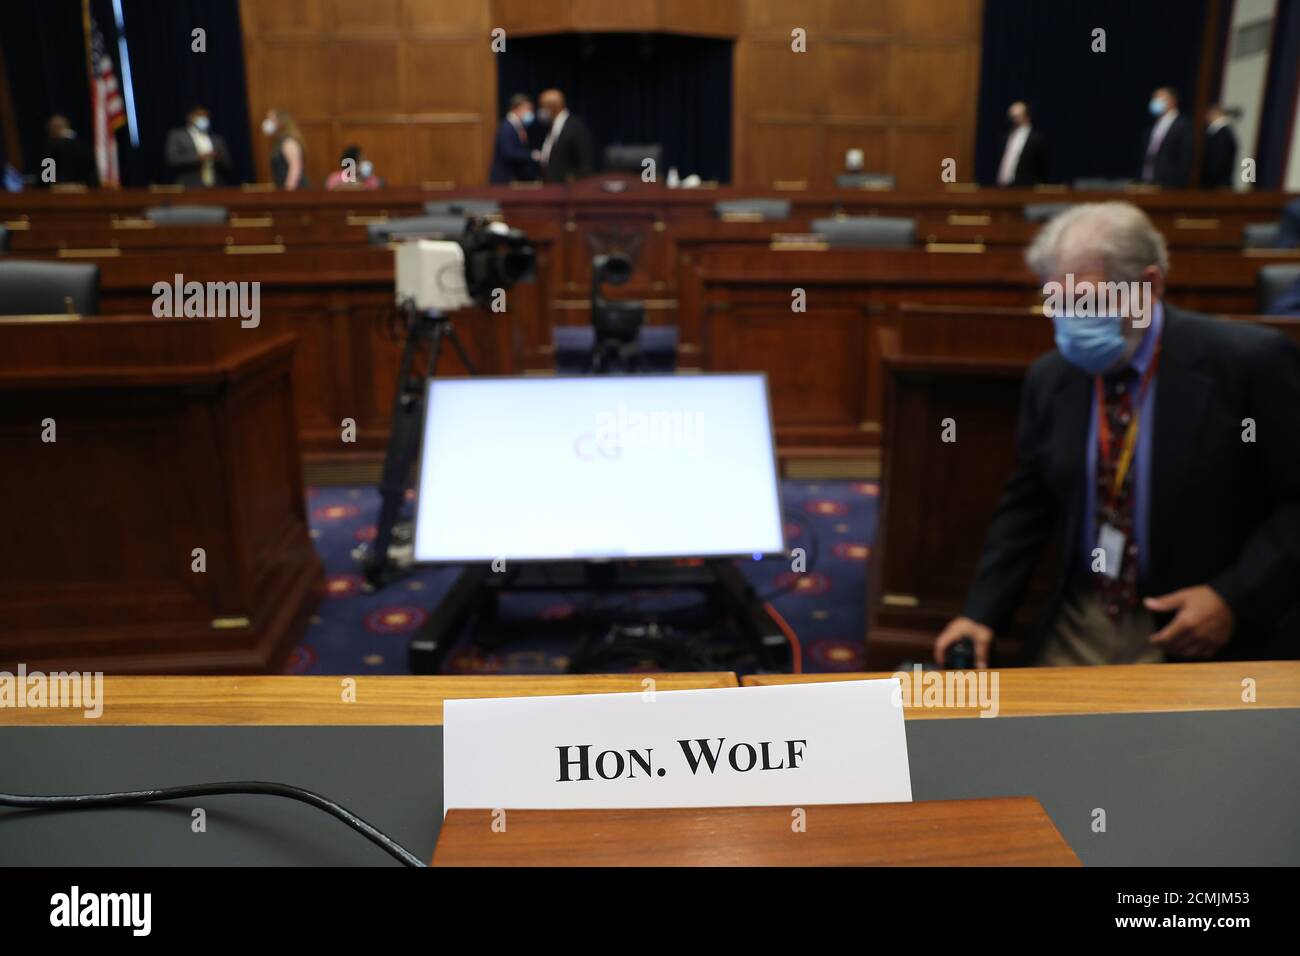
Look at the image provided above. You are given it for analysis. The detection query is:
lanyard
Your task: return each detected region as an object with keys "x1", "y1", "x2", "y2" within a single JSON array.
[{"x1": 1095, "y1": 341, "x2": 1162, "y2": 508}]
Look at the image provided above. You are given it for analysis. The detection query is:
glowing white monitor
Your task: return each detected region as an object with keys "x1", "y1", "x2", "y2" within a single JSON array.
[{"x1": 412, "y1": 374, "x2": 785, "y2": 562}]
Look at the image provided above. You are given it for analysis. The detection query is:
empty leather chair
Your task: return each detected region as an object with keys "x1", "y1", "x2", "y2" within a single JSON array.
[
  {"x1": 367, "y1": 215, "x2": 467, "y2": 245},
  {"x1": 603, "y1": 144, "x2": 663, "y2": 175},
  {"x1": 1243, "y1": 223, "x2": 1281, "y2": 249},
  {"x1": 1072, "y1": 178, "x2": 1133, "y2": 191},
  {"x1": 1258, "y1": 264, "x2": 1300, "y2": 313},
  {"x1": 1024, "y1": 202, "x2": 1074, "y2": 222},
  {"x1": 713, "y1": 198, "x2": 792, "y2": 221},
  {"x1": 146, "y1": 205, "x2": 229, "y2": 225},
  {"x1": 835, "y1": 172, "x2": 896, "y2": 190},
  {"x1": 423, "y1": 199, "x2": 501, "y2": 218},
  {"x1": 811, "y1": 216, "x2": 916, "y2": 248},
  {"x1": 0, "y1": 260, "x2": 100, "y2": 315}
]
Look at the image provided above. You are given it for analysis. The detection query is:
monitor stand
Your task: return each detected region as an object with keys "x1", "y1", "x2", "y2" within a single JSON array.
[{"x1": 407, "y1": 560, "x2": 792, "y2": 675}]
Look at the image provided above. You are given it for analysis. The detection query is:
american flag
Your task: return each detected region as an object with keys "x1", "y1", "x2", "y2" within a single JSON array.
[{"x1": 88, "y1": 12, "x2": 125, "y2": 187}]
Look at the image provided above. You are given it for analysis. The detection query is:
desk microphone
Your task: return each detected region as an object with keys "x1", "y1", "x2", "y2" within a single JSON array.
[{"x1": 945, "y1": 637, "x2": 975, "y2": 669}]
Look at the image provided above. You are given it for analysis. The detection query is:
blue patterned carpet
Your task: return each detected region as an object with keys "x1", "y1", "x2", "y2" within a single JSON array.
[{"x1": 285, "y1": 480, "x2": 878, "y2": 676}]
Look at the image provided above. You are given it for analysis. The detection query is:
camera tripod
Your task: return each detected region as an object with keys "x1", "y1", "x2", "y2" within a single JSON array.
[{"x1": 362, "y1": 301, "x2": 475, "y2": 589}]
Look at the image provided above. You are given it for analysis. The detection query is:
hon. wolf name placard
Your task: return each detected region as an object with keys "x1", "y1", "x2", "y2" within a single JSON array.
[{"x1": 443, "y1": 680, "x2": 911, "y2": 811}]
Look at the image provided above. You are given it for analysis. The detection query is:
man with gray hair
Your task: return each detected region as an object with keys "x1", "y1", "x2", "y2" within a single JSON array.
[{"x1": 936, "y1": 202, "x2": 1300, "y2": 667}]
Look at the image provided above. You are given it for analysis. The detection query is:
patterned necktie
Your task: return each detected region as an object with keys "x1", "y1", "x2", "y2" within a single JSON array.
[{"x1": 1094, "y1": 366, "x2": 1140, "y2": 621}]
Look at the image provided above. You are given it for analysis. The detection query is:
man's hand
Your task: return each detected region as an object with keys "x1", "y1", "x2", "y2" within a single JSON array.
[
  {"x1": 933, "y1": 617, "x2": 994, "y2": 669},
  {"x1": 1145, "y1": 586, "x2": 1234, "y2": 659}
]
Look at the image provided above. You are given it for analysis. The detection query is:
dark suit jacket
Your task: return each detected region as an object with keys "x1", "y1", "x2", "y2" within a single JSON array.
[
  {"x1": 542, "y1": 113, "x2": 594, "y2": 184},
  {"x1": 1200, "y1": 124, "x2": 1238, "y2": 189},
  {"x1": 963, "y1": 306, "x2": 1300, "y2": 661},
  {"x1": 1001, "y1": 128, "x2": 1049, "y2": 186},
  {"x1": 489, "y1": 117, "x2": 536, "y2": 184},
  {"x1": 165, "y1": 127, "x2": 232, "y2": 187},
  {"x1": 1140, "y1": 114, "x2": 1193, "y2": 187}
]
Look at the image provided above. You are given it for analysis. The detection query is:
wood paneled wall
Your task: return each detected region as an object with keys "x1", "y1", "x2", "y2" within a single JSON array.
[
  {"x1": 237, "y1": 0, "x2": 983, "y2": 189},
  {"x1": 734, "y1": 0, "x2": 983, "y2": 190},
  {"x1": 238, "y1": 0, "x2": 497, "y2": 188}
]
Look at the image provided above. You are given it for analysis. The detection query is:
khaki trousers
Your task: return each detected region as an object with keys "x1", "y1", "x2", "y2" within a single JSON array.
[{"x1": 1036, "y1": 576, "x2": 1164, "y2": 666}]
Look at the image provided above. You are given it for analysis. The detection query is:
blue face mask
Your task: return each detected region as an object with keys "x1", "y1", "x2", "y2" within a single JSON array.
[
  {"x1": 1052, "y1": 313, "x2": 1128, "y2": 374},
  {"x1": 1149, "y1": 97, "x2": 1167, "y2": 117},
  {"x1": 520, "y1": 110, "x2": 535, "y2": 126}
]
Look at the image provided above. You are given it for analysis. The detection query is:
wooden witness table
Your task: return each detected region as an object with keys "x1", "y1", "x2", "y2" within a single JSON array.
[
  {"x1": 4, "y1": 661, "x2": 1294, "y2": 725},
  {"x1": 433, "y1": 798, "x2": 1079, "y2": 866},
  {"x1": 5, "y1": 663, "x2": 1296, "y2": 866}
]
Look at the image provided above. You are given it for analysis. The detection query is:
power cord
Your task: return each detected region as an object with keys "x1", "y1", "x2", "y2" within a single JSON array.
[{"x1": 0, "y1": 781, "x2": 427, "y2": 868}]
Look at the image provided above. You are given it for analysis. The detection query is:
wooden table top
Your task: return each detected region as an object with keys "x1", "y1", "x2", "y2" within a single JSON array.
[
  {"x1": 432, "y1": 797, "x2": 1080, "y2": 866},
  {"x1": 0, "y1": 673, "x2": 737, "y2": 726},
  {"x1": 744, "y1": 660, "x2": 1300, "y2": 718},
  {"x1": 2, "y1": 661, "x2": 1294, "y2": 726}
]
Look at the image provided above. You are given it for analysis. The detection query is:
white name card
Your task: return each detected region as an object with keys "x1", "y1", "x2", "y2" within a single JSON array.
[{"x1": 443, "y1": 679, "x2": 911, "y2": 812}]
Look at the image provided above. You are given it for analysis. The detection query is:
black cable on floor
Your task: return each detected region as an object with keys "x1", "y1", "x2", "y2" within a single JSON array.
[{"x1": 0, "y1": 781, "x2": 427, "y2": 868}]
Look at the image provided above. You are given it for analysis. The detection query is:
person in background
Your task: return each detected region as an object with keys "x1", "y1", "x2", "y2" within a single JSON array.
[
  {"x1": 1200, "y1": 103, "x2": 1238, "y2": 189},
  {"x1": 996, "y1": 101, "x2": 1049, "y2": 187},
  {"x1": 934, "y1": 202, "x2": 1300, "y2": 667},
  {"x1": 1139, "y1": 87, "x2": 1192, "y2": 188},
  {"x1": 41, "y1": 115, "x2": 98, "y2": 187},
  {"x1": 1274, "y1": 198, "x2": 1300, "y2": 249},
  {"x1": 262, "y1": 108, "x2": 308, "y2": 190},
  {"x1": 165, "y1": 105, "x2": 232, "y2": 188},
  {"x1": 489, "y1": 93, "x2": 538, "y2": 184},
  {"x1": 325, "y1": 145, "x2": 381, "y2": 190},
  {"x1": 1267, "y1": 274, "x2": 1300, "y2": 315},
  {"x1": 537, "y1": 89, "x2": 593, "y2": 184}
]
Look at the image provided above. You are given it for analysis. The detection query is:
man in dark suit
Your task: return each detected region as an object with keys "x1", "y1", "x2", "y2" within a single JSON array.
[
  {"x1": 488, "y1": 93, "x2": 538, "y2": 184},
  {"x1": 1139, "y1": 87, "x2": 1192, "y2": 188},
  {"x1": 41, "y1": 115, "x2": 98, "y2": 187},
  {"x1": 1200, "y1": 103, "x2": 1238, "y2": 189},
  {"x1": 935, "y1": 202, "x2": 1300, "y2": 667},
  {"x1": 537, "y1": 89, "x2": 593, "y2": 184},
  {"x1": 164, "y1": 105, "x2": 232, "y2": 187},
  {"x1": 995, "y1": 101, "x2": 1049, "y2": 187}
]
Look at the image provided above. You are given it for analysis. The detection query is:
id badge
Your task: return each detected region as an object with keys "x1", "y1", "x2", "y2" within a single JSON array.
[{"x1": 1096, "y1": 523, "x2": 1125, "y2": 580}]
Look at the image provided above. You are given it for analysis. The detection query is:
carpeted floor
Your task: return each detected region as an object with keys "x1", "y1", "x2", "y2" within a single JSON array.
[{"x1": 285, "y1": 479, "x2": 878, "y2": 675}]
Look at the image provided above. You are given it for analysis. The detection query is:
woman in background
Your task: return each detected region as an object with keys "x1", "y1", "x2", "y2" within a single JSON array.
[
  {"x1": 262, "y1": 108, "x2": 308, "y2": 190},
  {"x1": 325, "y1": 144, "x2": 381, "y2": 190}
]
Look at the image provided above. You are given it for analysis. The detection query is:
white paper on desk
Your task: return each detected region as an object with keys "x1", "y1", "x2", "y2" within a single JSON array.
[{"x1": 442, "y1": 679, "x2": 911, "y2": 812}]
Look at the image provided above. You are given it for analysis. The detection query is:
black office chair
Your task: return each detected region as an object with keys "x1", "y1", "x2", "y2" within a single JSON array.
[
  {"x1": 603, "y1": 144, "x2": 663, "y2": 176},
  {"x1": 835, "y1": 173, "x2": 896, "y2": 190},
  {"x1": 0, "y1": 260, "x2": 101, "y2": 315},
  {"x1": 713, "y1": 198, "x2": 792, "y2": 221},
  {"x1": 146, "y1": 205, "x2": 229, "y2": 225},
  {"x1": 811, "y1": 216, "x2": 916, "y2": 248},
  {"x1": 423, "y1": 199, "x2": 501, "y2": 218},
  {"x1": 1024, "y1": 202, "x2": 1074, "y2": 223},
  {"x1": 1257, "y1": 264, "x2": 1300, "y2": 313},
  {"x1": 1243, "y1": 223, "x2": 1281, "y2": 249},
  {"x1": 1072, "y1": 178, "x2": 1133, "y2": 191},
  {"x1": 367, "y1": 215, "x2": 468, "y2": 245}
]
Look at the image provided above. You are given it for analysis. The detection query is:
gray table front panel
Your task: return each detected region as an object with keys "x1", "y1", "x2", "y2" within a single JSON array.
[{"x1": 2, "y1": 709, "x2": 1296, "y2": 865}]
